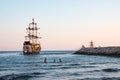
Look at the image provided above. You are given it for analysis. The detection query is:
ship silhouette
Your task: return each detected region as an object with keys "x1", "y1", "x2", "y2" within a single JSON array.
[{"x1": 23, "y1": 19, "x2": 41, "y2": 54}]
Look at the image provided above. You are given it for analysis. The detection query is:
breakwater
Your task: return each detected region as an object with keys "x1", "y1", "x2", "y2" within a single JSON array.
[{"x1": 74, "y1": 47, "x2": 120, "y2": 57}]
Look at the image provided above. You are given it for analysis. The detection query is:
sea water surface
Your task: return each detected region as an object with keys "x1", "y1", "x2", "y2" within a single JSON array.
[{"x1": 0, "y1": 51, "x2": 120, "y2": 80}]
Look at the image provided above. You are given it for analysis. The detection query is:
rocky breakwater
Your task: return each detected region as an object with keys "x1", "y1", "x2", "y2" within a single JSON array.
[{"x1": 74, "y1": 47, "x2": 120, "y2": 57}]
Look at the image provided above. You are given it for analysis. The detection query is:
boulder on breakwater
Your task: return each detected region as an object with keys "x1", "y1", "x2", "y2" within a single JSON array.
[{"x1": 74, "y1": 47, "x2": 120, "y2": 57}]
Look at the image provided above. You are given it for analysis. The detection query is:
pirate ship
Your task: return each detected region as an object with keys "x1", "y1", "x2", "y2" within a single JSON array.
[{"x1": 23, "y1": 19, "x2": 41, "y2": 54}]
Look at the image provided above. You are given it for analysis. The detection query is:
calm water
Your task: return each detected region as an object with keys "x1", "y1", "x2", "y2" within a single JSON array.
[{"x1": 0, "y1": 51, "x2": 120, "y2": 80}]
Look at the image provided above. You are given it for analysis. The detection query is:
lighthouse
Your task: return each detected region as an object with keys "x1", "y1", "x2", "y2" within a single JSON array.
[{"x1": 90, "y1": 41, "x2": 94, "y2": 48}]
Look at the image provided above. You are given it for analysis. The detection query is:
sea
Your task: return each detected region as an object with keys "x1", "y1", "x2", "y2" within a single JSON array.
[{"x1": 0, "y1": 51, "x2": 120, "y2": 80}]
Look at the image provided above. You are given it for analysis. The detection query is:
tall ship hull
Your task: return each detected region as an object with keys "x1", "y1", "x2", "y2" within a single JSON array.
[{"x1": 23, "y1": 19, "x2": 41, "y2": 54}]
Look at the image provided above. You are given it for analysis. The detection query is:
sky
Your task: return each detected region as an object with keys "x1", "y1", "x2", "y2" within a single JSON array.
[{"x1": 0, "y1": 0, "x2": 120, "y2": 51}]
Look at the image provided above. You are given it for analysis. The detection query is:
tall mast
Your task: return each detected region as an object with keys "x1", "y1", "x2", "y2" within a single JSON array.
[
  {"x1": 32, "y1": 18, "x2": 34, "y2": 44},
  {"x1": 25, "y1": 18, "x2": 40, "y2": 44}
]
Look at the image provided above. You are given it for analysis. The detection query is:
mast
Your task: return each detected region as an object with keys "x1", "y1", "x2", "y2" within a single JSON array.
[{"x1": 25, "y1": 18, "x2": 40, "y2": 44}]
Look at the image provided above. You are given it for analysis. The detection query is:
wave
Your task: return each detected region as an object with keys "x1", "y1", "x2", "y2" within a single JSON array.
[
  {"x1": 102, "y1": 68, "x2": 120, "y2": 72},
  {"x1": 67, "y1": 63, "x2": 81, "y2": 66},
  {"x1": 0, "y1": 72, "x2": 47, "y2": 80},
  {"x1": 82, "y1": 77, "x2": 120, "y2": 80}
]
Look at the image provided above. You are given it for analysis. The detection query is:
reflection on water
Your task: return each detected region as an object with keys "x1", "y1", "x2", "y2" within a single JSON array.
[{"x1": 0, "y1": 51, "x2": 120, "y2": 80}]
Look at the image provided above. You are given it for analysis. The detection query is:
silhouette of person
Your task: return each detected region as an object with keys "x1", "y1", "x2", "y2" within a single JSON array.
[
  {"x1": 59, "y1": 58, "x2": 62, "y2": 62},
  {"x1": 53, "y1": 59, "x2": 56, "y2": 63},
  {"x1": 44, "y1": 57, "x2": 47, "y2": 63}
]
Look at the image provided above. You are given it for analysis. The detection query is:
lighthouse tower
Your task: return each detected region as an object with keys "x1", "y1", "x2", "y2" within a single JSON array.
[{"x1": 90, "y1": 41, "x2": 94, "y2": 48}]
